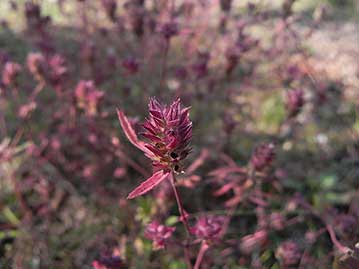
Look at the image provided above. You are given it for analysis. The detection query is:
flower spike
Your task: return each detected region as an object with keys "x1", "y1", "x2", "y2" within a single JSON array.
[{"x1": 117, "y1": 97, "x2": 192, "y2": 199}]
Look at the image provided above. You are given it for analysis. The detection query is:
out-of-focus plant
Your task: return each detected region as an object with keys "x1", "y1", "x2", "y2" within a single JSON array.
[{"x1": 0, "y1": 0, "x2": 357, "y2": 268}]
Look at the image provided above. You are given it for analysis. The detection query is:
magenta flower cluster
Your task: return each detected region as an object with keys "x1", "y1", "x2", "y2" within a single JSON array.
[
  {"x1": 117, "y1": 97, "x2": 192, "y2": 199},
  {"x1": 144, "y1": 221, "x2": 176, "y2": 249}
]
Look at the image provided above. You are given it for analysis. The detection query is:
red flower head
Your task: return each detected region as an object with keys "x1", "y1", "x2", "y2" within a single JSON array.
[
  {"x1": 117, "y1": 97, "x2": 192, "y2": 199},
  {"x1": 191, "y1": 215, "x2": 226, "y2": 241},
  {"x1": 142, "y1": 98, "x2": 192, "y2": 171},
  {"x1": 144, "y1": 220, "x2": 176, "y2": 249}
]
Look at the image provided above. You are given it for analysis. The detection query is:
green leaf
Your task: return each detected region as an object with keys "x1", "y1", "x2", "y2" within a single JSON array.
[
  {"x1": 2, "y1": 206, "x2": 20, "y2": 226},
  {"x1": 320, "y1": 174, "x2": 337, "y2": 189},
  {"x1": 258, "y1": 94, "x2": 286, "y2": 133},
  {"x1": 165, "y1": 216, "x2": 179, "y2": 226},
  {"x1": 169, "y1": 260, "x2": 187, "y2": 269},
  {"x1": 324, "y1": 192, "x2": 353, "y2": 204}
]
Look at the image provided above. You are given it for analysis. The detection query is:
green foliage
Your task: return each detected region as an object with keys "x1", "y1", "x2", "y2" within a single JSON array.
[{"x1": 258, "y1": 93, "x2": 286, "y2": 133}]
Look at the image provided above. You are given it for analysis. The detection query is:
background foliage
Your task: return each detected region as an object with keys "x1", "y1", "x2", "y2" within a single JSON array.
[{"x1": 0, "y1": 0, "x2": 358, "y2": 268}]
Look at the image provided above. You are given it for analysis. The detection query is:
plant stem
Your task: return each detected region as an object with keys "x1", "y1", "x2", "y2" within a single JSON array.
[
  {"x1": 170, "y1": 172, "x2": 191, "y2": 234},
  {"x1": 326, "y1": 224, "x2": 348, "y2": 254},
  {"x1": 194, "y1": 241, "x2": 209, "y2": 269},
  {"x1": 159, "y1": 39, "x2": 169, "y2": 91},
  {"x1": 170, "y1": 172, "x2": 193, "y2": 268}
]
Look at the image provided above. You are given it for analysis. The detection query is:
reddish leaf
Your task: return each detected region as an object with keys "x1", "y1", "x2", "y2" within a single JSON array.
[
  {"x1": 208, "y1": 166, "x2": 246, "y2": 179},
  {"x1": 178, "y1": 175, "x2": 201, "y2": 188},
  {"x1": 186, "y1": 148, "x2": 210, "y2": 174},
  {"x1": 127, "y1": 170, "x2": 170, "y2": 199},
  {"x1": 117, "y1": 109, "x2": 150, "y2": 154},
  {"x1": 213, "y1": 183, "x2": 235, "y2": 196},
  {"x1": 249, "y1": 195, "x2": 268, "y2": 207},
  {"x1": 225, "y1": 195, "x2": 243, "y2": 207}
]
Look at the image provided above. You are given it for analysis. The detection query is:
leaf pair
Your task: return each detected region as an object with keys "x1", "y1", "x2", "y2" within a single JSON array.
[{"x1": 117, "y1": 108, "x2": 169, "y2": 199}]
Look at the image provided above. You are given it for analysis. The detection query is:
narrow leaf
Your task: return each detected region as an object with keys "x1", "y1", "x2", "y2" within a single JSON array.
[
  {"x1": 127, "y1": 170, "x2": 170, "y2": 199},
  {"x1": 117, "y1": 109, "x2": 147, "y2": 152}
]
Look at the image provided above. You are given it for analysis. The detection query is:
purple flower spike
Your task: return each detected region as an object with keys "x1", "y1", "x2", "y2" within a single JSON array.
[
  {"x1": 142, "y1": 97, "x2": 192, "y2": 172},
  {"x1": 117, "y1": 97, "x2": 192, "y2": 199}
]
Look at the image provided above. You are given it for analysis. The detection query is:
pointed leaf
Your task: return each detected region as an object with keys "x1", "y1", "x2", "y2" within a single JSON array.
[
  {"x1": 213, "y1": 183, "x2": 235, "y2": 196},
  {"x1": 127, "y1": 170, "x2": 170, "y2": 199},
  {"x1": 117, "y1": 109, "x2": 147, "y2": 152},
  {"x1": 141, "y1": 133, "x2": 162, "y2": 143}
]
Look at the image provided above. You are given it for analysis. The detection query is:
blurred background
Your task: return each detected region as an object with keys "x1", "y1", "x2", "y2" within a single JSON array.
[{"x1": 0, "y1": 0, "x2": 358, "y2": 268}]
